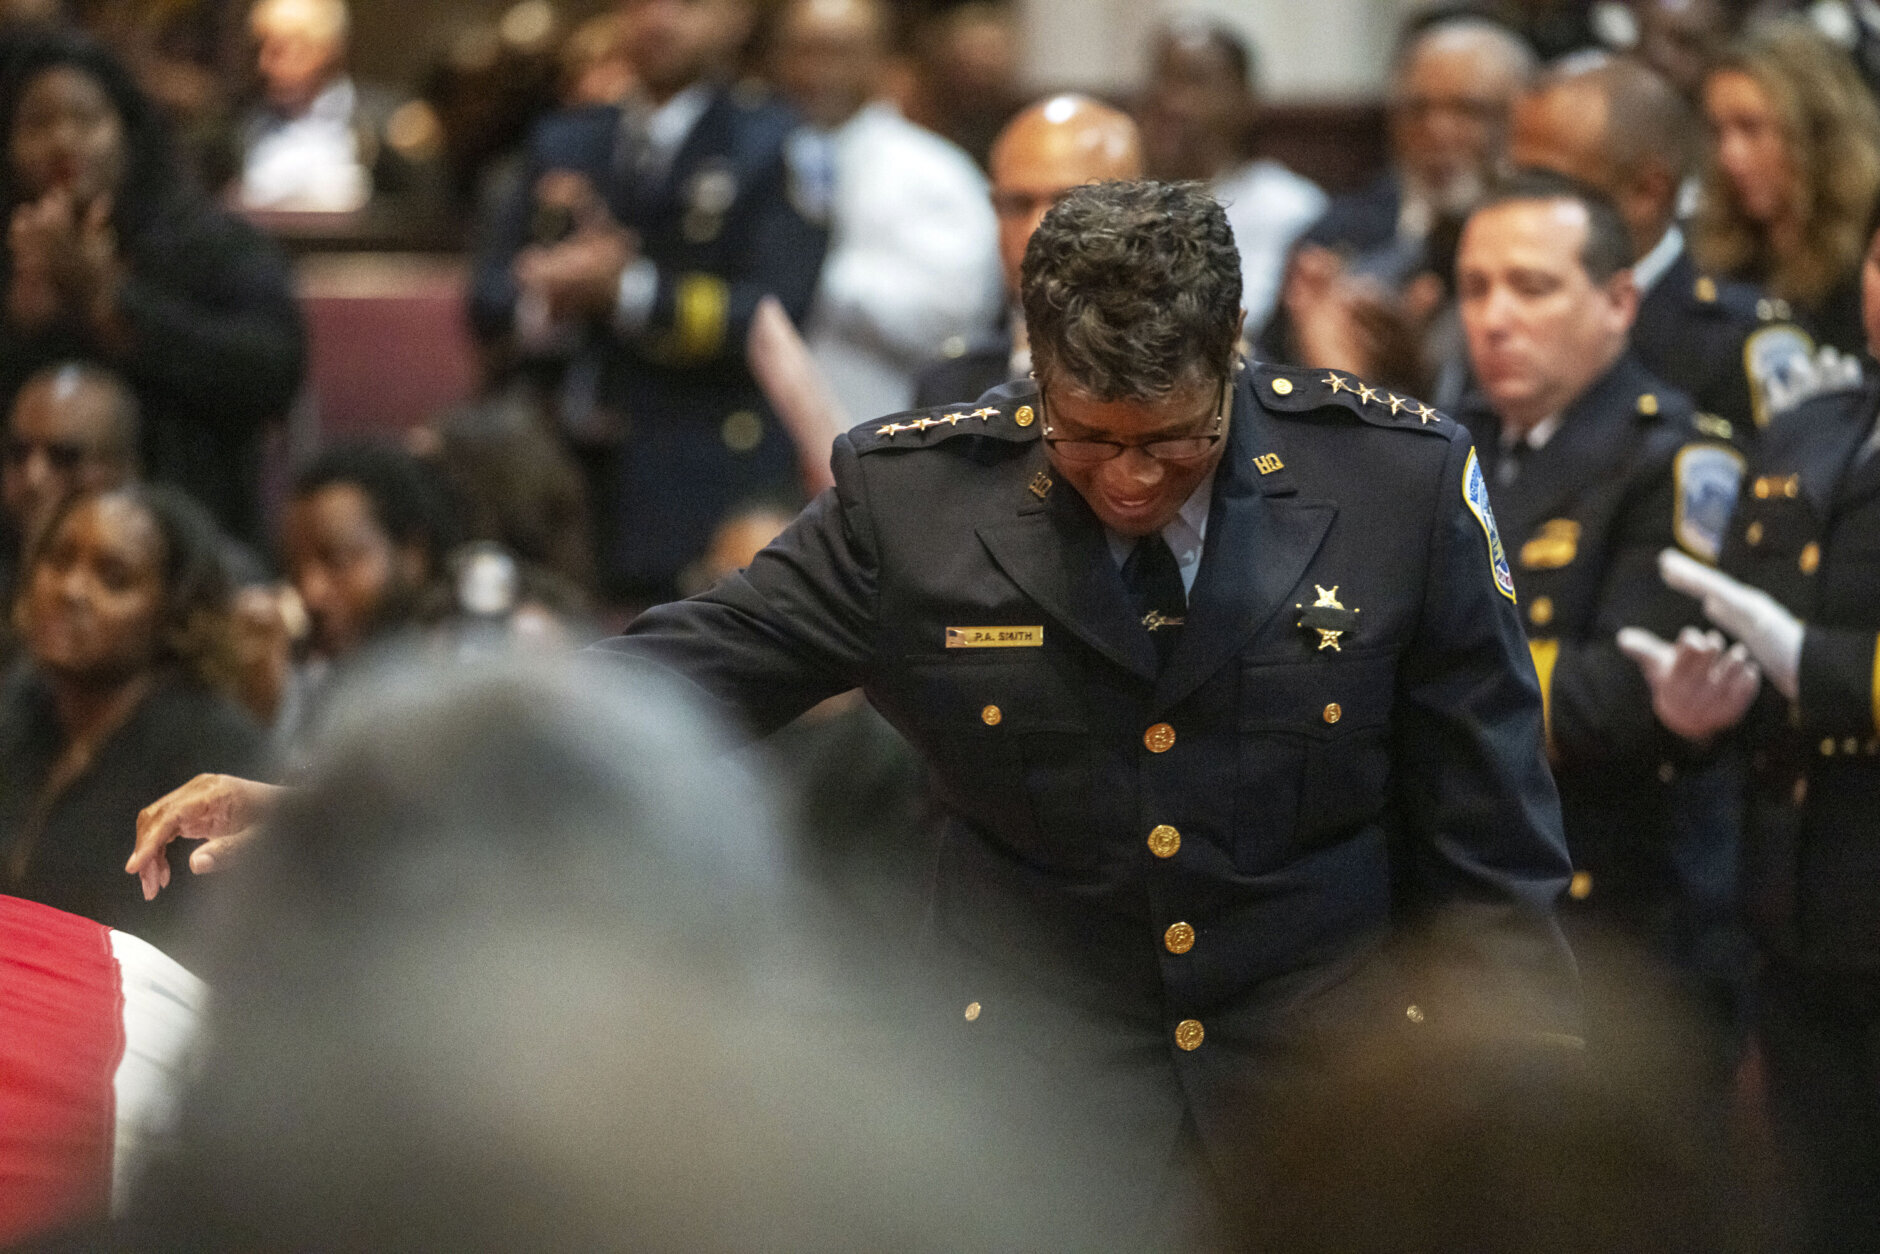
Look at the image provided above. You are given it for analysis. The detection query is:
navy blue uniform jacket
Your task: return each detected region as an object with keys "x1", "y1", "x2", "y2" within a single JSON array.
[
  {"x1": 470, "y1": 88, "x2": 830, "y2": 591},
  {"x1": 600, "y1": 365, "x2": 1577, "y2": 1169},
  {"x1": 1459, "y1": 358, "x2": 1741, "y2": 932},
  {"x1": 1723, "y1": 377, "x2": 1880, "y2": 966}
]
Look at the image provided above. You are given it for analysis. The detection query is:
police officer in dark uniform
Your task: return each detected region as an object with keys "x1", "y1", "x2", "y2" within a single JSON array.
[
  {"x1": 600, "y1": 181, "x2": 1578, "y2": 1237},
  {"x1": 1509, "y1": 53, "x2": 1809, "y2": 440},
  {"x1": 1625, "y1": 216, "x2": 1880, "y2": 1250},
  {"x1": 470, "y1": 0, "x2": 830, "y2": 603},
  {"x1": 1453, "y1": 173, "x2": 1746, "y2": 1043}
]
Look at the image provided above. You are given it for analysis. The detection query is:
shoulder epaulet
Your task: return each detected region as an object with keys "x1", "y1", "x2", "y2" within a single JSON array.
[
  {"x1": 849, "y1": 400, "x2": 1041, "y2": 454},
  {"x1": 1253, "y1": 363, "x2": 1451, "y2": 434},
  {"x1": 1692, "y1": 273, "x2": 1779, "y2": 326},
  {"x1": 1690, "y1": 411, "x2": 1738, "y2": 443}
]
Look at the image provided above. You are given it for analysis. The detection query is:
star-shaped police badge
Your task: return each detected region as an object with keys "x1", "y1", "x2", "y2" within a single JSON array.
[{"x1": 1295, "y1": 584, "x2": 1361, "y2": 652}]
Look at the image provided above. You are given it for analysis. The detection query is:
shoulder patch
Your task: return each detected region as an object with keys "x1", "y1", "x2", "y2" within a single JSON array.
[
  {"x1": 1256, "y1": 364, "x2": 1450, "y2": 434},
  {"x1": 1751, "y1": 334, "x2": 1864, "y2": 427},
  {"x1": 850, "y1": 402, "x2": 1038, "y2": 453},
  {"x1": 1463, "y1": 447, "x2": 1517, "y2": 603},
  {"x1": 1744, "y1": 322, "x2": 1818, "y2": 428},
  {"x1": 1673, "y1": 443, "x2": 1746, "y2": 563}
]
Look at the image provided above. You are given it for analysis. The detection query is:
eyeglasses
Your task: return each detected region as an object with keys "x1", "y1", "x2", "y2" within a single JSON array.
[
  {"x1": 990, "y1": 187, "x2": 1075, "y2": 220},
  {"x1": 3, "y1": 436, "x2": 92, "y2": 472},
  {"x1": 1041, "y1": 376, "x2": 1232, "y2": 466}
]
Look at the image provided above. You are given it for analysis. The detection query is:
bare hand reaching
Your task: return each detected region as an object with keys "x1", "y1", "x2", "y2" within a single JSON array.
[{"x1": 128, "y1": 773, "x2": 285, "y2": 899}]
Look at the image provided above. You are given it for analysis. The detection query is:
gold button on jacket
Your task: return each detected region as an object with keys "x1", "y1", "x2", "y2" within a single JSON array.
[
  {"x1": 1147, "y1": 825, "x2": 1181, "y2": 858},
  {"x1": 1174, "y1": 1019, "x2": 1205, "y2": 1051},
  {"x1": 1164, "y1": 922, "x2": 1196, "y2": 954}
]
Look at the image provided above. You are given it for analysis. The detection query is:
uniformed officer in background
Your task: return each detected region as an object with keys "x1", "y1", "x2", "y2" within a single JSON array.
[
  {"x1": 603, "y1": 180, "x2": 1578, "y2": 1239},
  {"x1": 469, "y1": 0, "x2": 830, "y2": 604},
  {"x1": 1452, "y1": 171, "x2": 1745, "y2": 1053},
  {"x1": 1508, "y1": 52, "x2": 1813, "y2": 439},
  {"x1": 1624, "y1": 211, "x2": 1880, "y2": 1252}
]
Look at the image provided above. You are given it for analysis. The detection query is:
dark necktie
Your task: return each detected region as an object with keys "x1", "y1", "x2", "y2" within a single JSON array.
[
  {"x1": 1122, "y1": 533, "x2": 1187, "y2": 668},
  {"x1": 1496, "y1": 437, "x2": 1528, "y2": 489}
]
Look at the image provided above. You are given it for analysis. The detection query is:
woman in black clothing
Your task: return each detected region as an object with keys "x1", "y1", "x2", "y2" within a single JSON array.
[
  {"x1": 0, "y1": 484, "x2": 264, "y2": 946},
  {"x1": 0, "y1": 32, "x2": 303, "y2": 542}
]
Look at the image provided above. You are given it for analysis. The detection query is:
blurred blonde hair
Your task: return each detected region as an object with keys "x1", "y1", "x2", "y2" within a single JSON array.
[{"x1": 1691, "y1": 20, "x2": 1880, "y2": 306}]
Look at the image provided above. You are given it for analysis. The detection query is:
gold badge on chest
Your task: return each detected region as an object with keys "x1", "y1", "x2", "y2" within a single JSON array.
[
  {"x1": 1295, "y1": 584, "x2": 1361, "y2": 652},
  {"x1": 1520, "y1": 518, "x2": 1581, "y2": 571}
]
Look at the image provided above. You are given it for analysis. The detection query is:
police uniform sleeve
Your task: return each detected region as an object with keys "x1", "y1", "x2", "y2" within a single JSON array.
[
  {"x1": 1796, "y1": 627, "x2": 1880, "y2": 743},
  {"x1": 617, "y1": 127, "x2": 831, "y2": 371},
  {"x1": 593, "y1": 433, "x2": 877, "y2": 735},
  {"x1": 1392, "y1": 434, "x2": 1578, "y2": 1027},
  {"x1": 1543, "y1": 442, "x2": 1721, "y2": 767}
]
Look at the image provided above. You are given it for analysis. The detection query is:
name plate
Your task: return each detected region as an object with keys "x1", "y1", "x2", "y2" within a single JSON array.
[{"x1": 946, "y1": 626, "x2": 1044, "y2": 648}]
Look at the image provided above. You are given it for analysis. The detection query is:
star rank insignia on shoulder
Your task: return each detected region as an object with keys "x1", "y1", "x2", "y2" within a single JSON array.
[
  {"x1": 1255, "y1": 363, "x2": 1449, "y2": 435},
  {"x1": 852, "y1": 401, "x2": 1040, "y2": 454}
]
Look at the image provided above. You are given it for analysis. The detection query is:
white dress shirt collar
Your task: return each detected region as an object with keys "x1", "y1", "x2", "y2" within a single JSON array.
[{"x1": 1631, "y1": 224, "x2": 1685, "y2": 299}]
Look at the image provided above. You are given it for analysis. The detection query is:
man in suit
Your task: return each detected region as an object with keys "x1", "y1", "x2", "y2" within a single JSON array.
[
  {"x1": 469, "y1": 0, "x2": 830, "y2": 603},
  {"x1": 608, "y1": 179, "x2": 1578, "y2": 1237},
  {"x1": 911, "y1": 94, "x2": 1139, "y2": 409},
  {"x1": 1510, "y1": 52, "x2": 1806, "y2": 438},
  {"x1": 239, "y1": 0, "x2": 447, "y2": 222},
  {"x1": 1452, "y1": 170, "x2": 1744, "y2": 1049}
]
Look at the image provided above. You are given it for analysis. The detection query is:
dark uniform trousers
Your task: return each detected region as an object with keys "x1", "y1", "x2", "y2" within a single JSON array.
[
  {"x1": 1459, "y1": 357, "x2": 1748, "y2": 1067},
  {"x1": 470, "y1": 87, "x2": 830, "y2": 598},
  {"x1": 598, "y1": 367, "x2": 1578, "y2": 1237},
  {"x1": 1719, "y1": 377, "x2": 1880, "y2": 1252}
]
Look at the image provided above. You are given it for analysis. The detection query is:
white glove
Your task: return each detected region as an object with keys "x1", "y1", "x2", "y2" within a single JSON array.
[
  {"x1": 1658, "y1": 549, "x2": 1803, "y2": 701},
  {"x1": 1617, "y1": 625, "x2": 1762, "y2": 742}
]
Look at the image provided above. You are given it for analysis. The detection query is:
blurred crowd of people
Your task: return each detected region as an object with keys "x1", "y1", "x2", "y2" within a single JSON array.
[{"x1": 6, "y1": 0, "x2": 1880, "y2": 1248}]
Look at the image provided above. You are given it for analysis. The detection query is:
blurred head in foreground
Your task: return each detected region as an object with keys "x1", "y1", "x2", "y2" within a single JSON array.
[
  {"x1": 128, "y1": 657, "x2": 1099, "y2": 1253},
  {"x1": 1227, "y1": 931, "x2": 1775, "y2": 1254}
]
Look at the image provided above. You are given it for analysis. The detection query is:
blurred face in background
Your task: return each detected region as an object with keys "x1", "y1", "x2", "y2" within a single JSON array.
[
  {"x1": 1860, "y1": 221, "x2": 1880, "y2": 357},
  {"x1": 9, "y1": 65, "x2": 125, "y2": 203},
  {"x1": 1636, "y1": 0, "x2": 1730, "y2": 100},
  {"x1": 1704, "y1": 68, "x2": 1795, "y2": 227},
  {"x1": 20, "y1": 491, "x2": 163, "y2": 686},
  {"x1": 1139, "y1": 28, "x2": 1250, "y2": 182},
  {"x1": 1390, "y1": 31, "x2": 1524, "y2": 214},
  {"x1": 1459, "y1": 197, "x2": 1636, "y2": 432},
  {"x1": 3, "y1": 372, "x2": 134, "y2": 548},
  {"x1": 283, "y1": 482, "x2": 421, "y2": 660},
  {"x1": 989, "y1": 96, "x2": 1142, "y2": 295},
  {"x1": 252, "y1": 0, "x2": 348, "y2": 115},
  {"x1": 620, "y1": 0, "x2": 749, "y2": 101},
  {"x1": 773, "y1": 0, "x2": 885, "y2": 131}
]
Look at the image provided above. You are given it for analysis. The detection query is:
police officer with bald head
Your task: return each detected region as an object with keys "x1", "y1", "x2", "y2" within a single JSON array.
[{"x1": 911, "y1": 93, "x2": 1140, "y2": 408}]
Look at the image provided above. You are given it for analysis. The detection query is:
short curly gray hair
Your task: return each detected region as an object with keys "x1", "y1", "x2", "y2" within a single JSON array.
[{"x1": 1019, "y1": 180, "x2": 1242, "y2": 401}]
